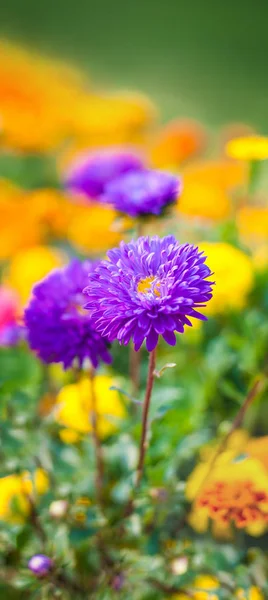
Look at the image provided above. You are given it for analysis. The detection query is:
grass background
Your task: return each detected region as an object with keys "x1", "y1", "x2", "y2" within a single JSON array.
[{"x1": 1, "y1": 0, "x2": 268, "y2": 129}]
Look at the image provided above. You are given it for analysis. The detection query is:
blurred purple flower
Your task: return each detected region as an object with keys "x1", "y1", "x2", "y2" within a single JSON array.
[
  {"x1": 64, "y1": 148, "x2": 144, "y2": 200},
  {"x1": 28, "y1": 554, "x2": 53, "y2": 577},
  {"x1": 84, "y1": 236, "x2": 214, "y2": 352},
  {"x1": 103, "y1": 169, "x2": 181, "y2": 217},
  {"x1": 24, "y1": 259, "x2": 112, "y2": 369},
  {"x1": 0, "y1": 323, "x2": 24, "y2": 347}
]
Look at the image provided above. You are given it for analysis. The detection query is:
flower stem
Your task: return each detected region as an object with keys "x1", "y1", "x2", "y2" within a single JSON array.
[
  {"x1": 129, "y1": 219, "x2": 143, "y2": 395},
  {"x1": 130, "y1": 345, "x2": 141, "y2": 397},
  {"x1": 135, "y1": 348, "x2": 156, "y2": 489},
  {"x1": 89, "y1": 370, "x2": 104, "y2": 506}
]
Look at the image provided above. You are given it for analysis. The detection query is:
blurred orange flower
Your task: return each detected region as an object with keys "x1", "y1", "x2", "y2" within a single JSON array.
[
  {"x1": 0, "y1": 40, "x2": 86, "y2": 152},
  {"x1": 177, "y1": 180, "x2": 231, "y2": 222},
  {"x1": 0, "y1": 185, "x2": 42, "y2": 260},
  {"x1": 150, "y1": 118, "x2": 206, "y2": 168},
  {"x1": 25, "y1": 188, "x2": 78, "y2": 239},
  {"x1": 183, "y1": 159, "x2": 246, "y2": 191},
  {"x1": 237, "y1": 206, "x2": 268, "y2": 245}
]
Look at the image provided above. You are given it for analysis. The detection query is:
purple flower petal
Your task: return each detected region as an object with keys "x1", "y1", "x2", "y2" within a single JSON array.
[{"x1": 84, "y1": 236, "x2": 214, "y2": 351}]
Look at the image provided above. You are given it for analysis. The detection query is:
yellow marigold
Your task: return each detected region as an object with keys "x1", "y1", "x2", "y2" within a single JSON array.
[
  {"x1": 236, "y1": 587, "x2": 264, "y2": 600},
  {"x1": 0, "y1": 469, "x2": 48, "y2": 523},
  {"x1": 246, "y1": 436, "x2": 268, "y2": 472},
  {"x1": 69, "y1": 91, "x2": 157, "y2": 147},
  {"x1": 6, "y1": 245, "x2": 65, "y2": 305},
  {"x1": 198, "y1": 242, "x2": 254, "y2": 314},
  {"x1": 67, "y1": 203, "x2": 123, "y2": 254},
  {"x1": 55, "y1": 375, "x2": 125, "y2": 441},
  {"x1": 150, "y1": 118, "x2": 206, "y2": 168},
  {"x1": 252, "y1": 244, "x2": 268, "y2": 272},
  {"x1": 237, "y1": 206, "x2": 268, "y2": 245},
  {"x1": 182, "y1": 160, "x2": 247, "y2": 191},
  {"x1": 187, "y1": 456, "x2": 268, "y2": 537},
  {"x1": 174, "y1": 581, "x2": 264, "y2": 600},
  {"x1": 177, "y1": 180, "x2": 231, "y2": 222},
  {"x1": 226, "y1": 136, "x2": 268, "y2": 161},
  {"x1": 173, "y1": 575, "x2": 219, "y2": 599}
]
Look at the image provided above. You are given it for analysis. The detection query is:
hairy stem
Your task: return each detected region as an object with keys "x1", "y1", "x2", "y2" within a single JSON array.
[
  {"x1": 124, "y1": 349, "x2": 157, "y2": 517},
  {"x1": 135, "y1": 348, "x2": 156, "y2": 488}
]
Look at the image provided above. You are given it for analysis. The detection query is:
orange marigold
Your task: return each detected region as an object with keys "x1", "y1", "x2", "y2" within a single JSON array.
[{"x1": 150, "y1": 118, "x2": 206, "y2": 168}]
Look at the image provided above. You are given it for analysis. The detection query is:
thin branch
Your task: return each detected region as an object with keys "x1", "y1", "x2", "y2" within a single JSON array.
[
  {"x1": 147, "y1": 577, "x2": 194, "y2": 597},
  {"x1": 197, "y1": 376, "x2": 265, "y2": 494},
  {"x1": 27, "y1": 495, "x2": 47, "y2": 548}
]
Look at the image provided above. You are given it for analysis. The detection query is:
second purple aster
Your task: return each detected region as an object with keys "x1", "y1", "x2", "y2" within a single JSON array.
[
  {"x1": 103, "y1": 169, "x2": 181, "y2": 217},
  {"x1": 64, "y1": 148, "x2": 144, "y2": 200},
  {"x1": 24, "y1": 259, "x2": 112, "y2": 369},
  {"x1": 84, "y1": 236, "x2": 214, "y2": 352}
]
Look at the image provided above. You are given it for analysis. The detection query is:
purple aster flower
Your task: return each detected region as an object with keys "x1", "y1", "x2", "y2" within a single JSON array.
[
  {"x1": 24, "y1": 259, "x2": 112, "y2": 369},
  {"x1": 84, "y1": 236, "x2": 214, "y2": 352},
  {"x1": 102, "y1": 169, "x2": 181, "y2": 217},
  {"x1": 28, "y1": 554, "x2": 53, "y2": 577},
  {"x1": 64, "y1": 148, "x2": 144, "y2": 200}
]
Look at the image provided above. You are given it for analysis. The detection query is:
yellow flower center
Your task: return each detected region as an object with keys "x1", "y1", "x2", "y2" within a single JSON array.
[{"x1": 137, "y1": 276, "x2": 160, "y2": 296}]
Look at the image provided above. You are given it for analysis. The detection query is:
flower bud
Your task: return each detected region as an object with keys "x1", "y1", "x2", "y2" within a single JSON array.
[
  {"x1": 49, "y1": 500, "x2": 68, "y2": 519},
  {"x1": 28, "y1": 554, "x2": 53, "y2": 577},
  {"x1": 171, "y1": 556, "x2": 188, "y2": 575}
]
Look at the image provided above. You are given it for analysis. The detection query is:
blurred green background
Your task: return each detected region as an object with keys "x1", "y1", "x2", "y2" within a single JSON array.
[{"x1": 1, "y1": 0, "x2": 268, "y2": 128}]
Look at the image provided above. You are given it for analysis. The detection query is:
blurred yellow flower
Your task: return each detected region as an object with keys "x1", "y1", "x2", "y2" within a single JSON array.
[
  {"x1": 69, "y1": 91, "x2": 157, "y2": 147},
  {"x1": 6, "y1": 245, "x2": 65, "y2": 305},
  {"x1": 67, "y1": 203, "x2": 123, "y2": 254},
  {"x1": 177, "y1": 180, "x2": 231, "y2": 222},
  {"x1": 237, "y1": 206, "x2": 268, "y2": 245},
  {"x1": 150, "y1": 118, "x2": 206, "y2": 168},
  {"x1": 246, "y1": 436, "x2": 268, "y2": 472},
  {"x1": 252, "y1": 244, "x2": 268, "y2": 272},
  {"x1": 173, "y1": 575, "x2": 219, "y2": 599},
  {"x1": 55, "y1": 375, "x2": 125, "y2": 441},
  {"x1": 199, "y1": 242, "x2": 254, "y2": 314},
  {"x1": 59, "y1": 429, "x2": 81, "y2": 444},
  {"x1": 174, "y1": 580, "x2": 264, "y2": 600},
  {"x1": 183, "y1": 160, "x2": 246, "y2": 191},
  {"x1": 236, "y1": 587, "x2": 264, "y2": 600},
  {"x1": 226, "y1": 136, "x2": 268, "y2": 161},
  {"x1": 21, "y1": 468, "x2": 49, "y2": 496},
  {"x1": 0, "y1": 469, "x2": 48, "y2": 523}
]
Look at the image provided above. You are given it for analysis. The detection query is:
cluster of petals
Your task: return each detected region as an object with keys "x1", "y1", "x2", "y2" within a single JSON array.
[{"x1": 84, "y1": 235, "x2": 214, "y2": 351}]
